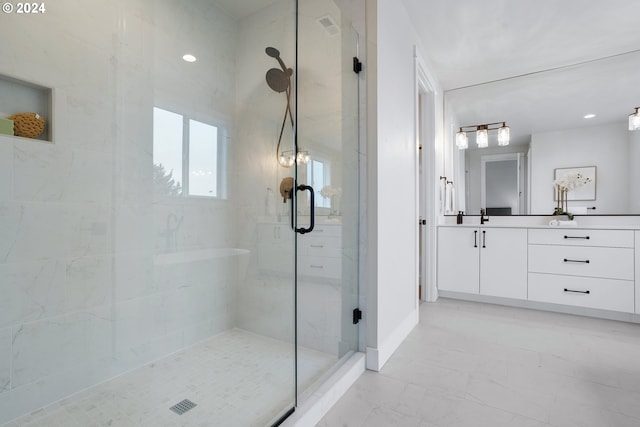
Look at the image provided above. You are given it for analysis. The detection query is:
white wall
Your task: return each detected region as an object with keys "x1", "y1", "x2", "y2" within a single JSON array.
[
  {"x1": 629, "y1": 131, "x2": 640, "y2": 212},
  {"x1": 530, "y1": 122, "x2": 629, "y2": 214},
  {"x1": 365, "y1": 0, "x2": 442, "y2": 371}
]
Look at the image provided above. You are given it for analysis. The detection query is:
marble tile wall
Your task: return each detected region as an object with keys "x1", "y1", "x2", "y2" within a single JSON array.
[{"x1": 0, "y1": 0, "x2": 250, "y2": 423}]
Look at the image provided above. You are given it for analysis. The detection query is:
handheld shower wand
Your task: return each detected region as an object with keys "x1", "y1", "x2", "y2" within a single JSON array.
[{"x1": 265, "y1": 47, "x2": 294, "y2": 166}]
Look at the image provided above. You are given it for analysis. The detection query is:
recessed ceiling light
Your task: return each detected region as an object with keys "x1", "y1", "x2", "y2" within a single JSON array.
[
  {"x1": 583, "y1": 114, "x2": 596, "y2": 119},
  {"x1": 183, "y1": 54, "x2": 197, "y2": 63}
]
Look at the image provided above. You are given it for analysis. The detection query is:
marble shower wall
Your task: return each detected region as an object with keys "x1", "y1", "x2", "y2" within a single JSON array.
[
  {"x1": 0, "y1": 0, "x2": 257, "y2": 422},
  {"x1": 232, "y1": 0, "x2": 298, "y2": 347}
]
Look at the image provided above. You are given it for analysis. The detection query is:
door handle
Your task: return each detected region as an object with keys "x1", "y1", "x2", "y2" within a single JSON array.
[{"x1": 295, "y1": 184, "x2": 315, "y2": 234}]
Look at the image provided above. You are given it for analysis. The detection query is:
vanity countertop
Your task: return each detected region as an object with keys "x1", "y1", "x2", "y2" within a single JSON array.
[{"x1": 438, "y1": 223, "x2": 640, "y2": 230}]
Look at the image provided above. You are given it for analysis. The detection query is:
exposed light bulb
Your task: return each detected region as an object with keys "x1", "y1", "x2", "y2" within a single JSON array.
[
  {"x1": 629, "y1": 107, "x2": 640, "y2": 131},
  {"x1": 583, "y1": 114, "x2": 596, "y2": 119},
  {"x1": 455, "y1": 129, "x2": 468, "y2": 150},
  {"x1": 279, "y1": 151, "x2": 295, "y2": 167},
  {"x1": 497, "y1": 123, "x2": 510, "y2": 146},
  {"x1": 476, "y1": 126, "x2": 488, "y2": 148},
  {"x1": 296, "y1": 151, "x2": 310, "y2": 164},
  {"x1": 182, "y1": 54, "x2": 197, "y2": 62}
]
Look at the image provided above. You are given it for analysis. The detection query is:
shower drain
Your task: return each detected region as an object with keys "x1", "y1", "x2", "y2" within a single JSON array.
[{"x1": 170, "y1": 399, "x2": 197, "y2": 415}]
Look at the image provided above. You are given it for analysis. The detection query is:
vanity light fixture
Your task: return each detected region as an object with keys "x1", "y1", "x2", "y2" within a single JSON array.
[
  {"x1": 279, "y1": 150, "x2": 310, "y2": 166},
  {"x1": 476, "y1": 125, "x2": 489, "y2": 148},
  {"x1": 629, "y1": 107, "x2": 640, "y2": 131},
  {"x1": 455, "y1": 122, "x2": 509, "y2": 149},
  {"x1": 455, "y1": 128, "x2": 469, "y2": 149},
  {"x1": 296, "y1": 150, "x2": 310, "y2": 164},
  {"x1": 279, "y1": 151, "x2": 296, "y2": 167},
  {"x1": 497, "y1": 122, "x2": 510, "y2": 146}
]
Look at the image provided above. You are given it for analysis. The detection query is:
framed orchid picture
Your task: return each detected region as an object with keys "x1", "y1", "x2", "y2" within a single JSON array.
[{"x1": 553, "y1": 166, "x2": 596, "y2": 201}]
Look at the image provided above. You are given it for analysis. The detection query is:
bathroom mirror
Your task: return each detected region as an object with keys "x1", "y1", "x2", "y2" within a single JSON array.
[{"x1": 445, "y1": 49, "x2": 640, "y2": 215}]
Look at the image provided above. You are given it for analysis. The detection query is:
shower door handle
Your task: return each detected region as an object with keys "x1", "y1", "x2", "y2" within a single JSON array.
[{"x1": 295, "y1": 185, "x2": 315, "y2": 234}]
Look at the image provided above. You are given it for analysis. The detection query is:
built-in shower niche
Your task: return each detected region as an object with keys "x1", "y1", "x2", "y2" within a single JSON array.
[{"x1": 0, "y1": 73, "x2": 52, "y2": 142}]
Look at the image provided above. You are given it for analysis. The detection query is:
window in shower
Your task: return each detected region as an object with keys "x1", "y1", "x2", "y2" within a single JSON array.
[
  {"x1": 153, "y1": 107, "x2": 184, "y2": 196},
  {"x1": 188, "y1": 119, "x2": 218, "y2": 197},
  {"x1": 307, "y1": 158, "x2": 331, "y2": 208},
  {"x1": 153, "y1": 107, "x2": 225, "y2": 198}
]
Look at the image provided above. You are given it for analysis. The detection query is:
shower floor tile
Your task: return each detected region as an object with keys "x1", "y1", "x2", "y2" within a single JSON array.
[{"x1": 4, "y1": 329, "x2": 336, "y2": 427}]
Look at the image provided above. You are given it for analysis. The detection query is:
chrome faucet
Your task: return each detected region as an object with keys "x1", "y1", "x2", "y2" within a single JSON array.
[{"x1": 480, "y1": 208, "x2": 489, "y2": 225}]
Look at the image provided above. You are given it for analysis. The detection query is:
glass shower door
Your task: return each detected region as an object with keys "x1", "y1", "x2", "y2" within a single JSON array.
[{"x1": 294, "y1": 0, "x2": 361, "y2": 400}]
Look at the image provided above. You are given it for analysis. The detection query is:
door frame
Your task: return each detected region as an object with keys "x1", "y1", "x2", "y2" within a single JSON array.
[
  {"x1": 480, "y1": 153, "x2": 521, "y2": 214},
  {"x1": 414, "y1": 47, "x2": 437, "y2": 303}
]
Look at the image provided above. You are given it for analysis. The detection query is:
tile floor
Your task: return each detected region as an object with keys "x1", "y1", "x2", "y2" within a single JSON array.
[
  {"x1": 317, "y1": 298, "x2": 640, "y2": 427},
  {"x1": 2, "y1": 329, "x2": 335, "y2": 427}
]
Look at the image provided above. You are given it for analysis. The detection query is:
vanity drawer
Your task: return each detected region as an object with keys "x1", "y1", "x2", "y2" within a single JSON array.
[
  {"x1": 528, "y1": 273, "x2": 634, "y2": 313},
  {"x1": 528, "y1": 245, "x2": 634, "y2": 280},
  {"x1": 310, "y1": 224, "x2": 341, "y2": 237},
  {"x1": 528, "y1": 229, "x2": 634, "y2": 248},
  {"x1": 299, "y1": 235, "x2": 341, "y2": 257},
  {"x1": 298, "y1": 256, "x2": 341, "y2": 279}
]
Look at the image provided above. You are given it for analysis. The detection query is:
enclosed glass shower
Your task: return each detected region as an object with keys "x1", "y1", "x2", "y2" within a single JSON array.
[{"x1": 0, "y1": 1, "x2": 360, "y2": 425}]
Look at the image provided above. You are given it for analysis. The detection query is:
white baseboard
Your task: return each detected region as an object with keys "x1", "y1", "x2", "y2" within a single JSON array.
[{"x1": 366, "y1": 308, "x2": 418, "y2": 371}]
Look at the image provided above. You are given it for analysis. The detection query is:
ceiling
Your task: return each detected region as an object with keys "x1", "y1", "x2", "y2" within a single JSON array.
[
  {"x1": 401, "y1": 0, "x2": 640, "y2": 149},
  {"x1": 402, "y1": 0, "x2": 640, "y2": 90},
  {"x1": 214, "y1": 0, "x2": 281, "y2": 19}
]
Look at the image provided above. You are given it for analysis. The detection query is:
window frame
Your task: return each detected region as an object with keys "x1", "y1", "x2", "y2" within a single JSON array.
[{"x1": 153, "y1": 106, "x2": 227, "y2": 200}]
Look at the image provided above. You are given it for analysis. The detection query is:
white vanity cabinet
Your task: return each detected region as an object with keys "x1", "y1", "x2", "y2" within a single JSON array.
[
  {"x1": 438, "y1": 225, "x2": 640, "y2": 319},
  {"x1": 298, "y1": 224, "x2": 342, "y2": 279},
  {"x1": 480, "y1": 228, "x2": 528, "y2": 299},
  {"x1": 437, "y1": 227, "x2": 480, "y2": 294},
  {"x1": 258, "y1": 223, "x2": 293, "y2": 272},
  {"x1": 437, "y1": 227, "x2": 527, "y2": 299},
  {"x1": 258, "y1": 223, "x2": 342, "y2": 279},
  {"x1": 527, "y1": 229, "x2": 635, "y2": 313}
]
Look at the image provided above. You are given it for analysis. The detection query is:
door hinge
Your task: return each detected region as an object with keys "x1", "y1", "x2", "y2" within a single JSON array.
[
  {"x1": 352, "y1": 308, "x2": 362, "y2": 324},
  {"x1": 353, "y1": 57, "x2": 362, "y2": 74}
]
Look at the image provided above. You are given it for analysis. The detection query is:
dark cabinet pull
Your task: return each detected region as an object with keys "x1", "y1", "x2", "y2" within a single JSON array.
[
  {"x1": 474, "y1": 230, "x2": 478, "y2": 248},
  {"x1": 564, "y1": 235, "x2": 590, "y2": 240},
  {"x1": 482, "y1": 230, "x2": 486, "y2": 248},
  {"x1": 563, "y1": 258, "x2": 590, "y2": 264},
  {"x1": 564, "y1": 288, "x2": 590, "y2": 294}
]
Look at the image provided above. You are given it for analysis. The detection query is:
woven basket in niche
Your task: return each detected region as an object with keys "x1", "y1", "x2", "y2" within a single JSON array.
[{"x1": 8, "y1": 112, "x2": 45, "y2": 138}]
